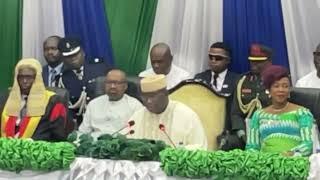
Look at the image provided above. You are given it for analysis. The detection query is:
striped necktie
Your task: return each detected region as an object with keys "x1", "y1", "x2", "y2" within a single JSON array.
[{"x1": 50, "y1": 69, "x2": 57, "y2": 86}]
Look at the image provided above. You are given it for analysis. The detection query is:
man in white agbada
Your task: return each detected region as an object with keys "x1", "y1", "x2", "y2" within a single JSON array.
[
  {"x1": 128, "y1": 74, "x2": 208, "y2": 149},
  {"x1": 79, "y1": 69, "x2": 142, "y2": 138},
  {"x1": 139, "y1": 43, "x2": 190, "y2": 89},
  {"x1": 296, "y1": 43, "x2": 320, "y2": 88}
]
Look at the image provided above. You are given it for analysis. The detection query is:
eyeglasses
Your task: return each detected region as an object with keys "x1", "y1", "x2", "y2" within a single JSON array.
[
  {"x1": 105, "y1": 80, "x2": 126, "y2": 86},
  {"x1": 313, "y1": 52, "x2": 320, "y2": 56},
  {"x1": 208, "y1": 55, "x2": 226, "y2": 61}
]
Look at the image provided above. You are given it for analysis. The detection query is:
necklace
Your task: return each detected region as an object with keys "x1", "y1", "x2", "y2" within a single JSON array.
[{"x1": 272, "y1": 102, "x2": 289, "y2": 112}]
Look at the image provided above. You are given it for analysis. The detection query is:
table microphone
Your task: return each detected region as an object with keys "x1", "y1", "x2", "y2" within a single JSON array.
[
  {"x1": 159, "y1": 124, "x2": 176, "y2": 148},
  {"x1": 124, "y1": 130, "x2": 135, "y2": 136},
  {"x1": 111, "y1": 120, "x2": 135, "y2": 136}
]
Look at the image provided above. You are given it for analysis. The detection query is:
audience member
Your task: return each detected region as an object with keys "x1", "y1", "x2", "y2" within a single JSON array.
[
  {"x1": 194, "y1": 42, "x2": 240, "y2": 131},
  {"x1": 79, "y1": 69, "x2": 142, "y2": 138},
  {"x1": 128, "y1": 74, "x2": 207, "y2": 149},
  {"x1": 246, "y1": 65, "x2": 313, "y2": 156},
  {"x1": 296, "y1": 43, "x2": 320, "y2": 88},
  {"x1": 229, "y1": 44, "x2": 273, "y2": 149},
  {"x1": 139, "y1": 43, "x2": 190, "y2": 89},
  {"x1": 0, "y1": 59, "x2": 67, "y2": 141},
  {"x1": 42, "y1": 36, "x2": 63, "y2": 87},
  {"x1": 57, "y1": 37, "x2": 111, "y2": 125}
]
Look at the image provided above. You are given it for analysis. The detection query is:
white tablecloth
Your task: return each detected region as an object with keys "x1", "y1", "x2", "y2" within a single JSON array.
[
  {"x1": 68, "y1": 157, "x2": 168, "y2": 180},
  {"x1": 0, "y1": 170, "x2": 69, "y2": 180},
  {"x1": 7, "y1": 155, "x2": 319, "y2": 180},
  {"x1": 308, "y1": 153, "x2": 320, "y2": 180}
]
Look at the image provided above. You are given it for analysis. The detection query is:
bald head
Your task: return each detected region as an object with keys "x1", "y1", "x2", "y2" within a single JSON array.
[
  {"x1": 106, "y1": 69, "x2": 126, "y2": 80},
  {"x1": 105, "y1": 69, "x2": 127, "y2": 101},
  {"x1": 150, "y1": 43, "x2": 173, "y2": 75}
]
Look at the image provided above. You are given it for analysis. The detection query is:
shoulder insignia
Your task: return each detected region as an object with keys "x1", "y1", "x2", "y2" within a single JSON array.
[{"x1": 241, "y1": 88, "x2": 252, "y2": 93}]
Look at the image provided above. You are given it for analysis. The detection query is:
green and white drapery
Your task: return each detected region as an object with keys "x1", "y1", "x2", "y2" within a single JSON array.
[{"x1": 1, "y1": 0, "x2": 320, "y2": 90}]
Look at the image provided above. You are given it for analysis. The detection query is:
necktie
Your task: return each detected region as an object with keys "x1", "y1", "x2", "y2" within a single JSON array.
[
  {"x1": 20, "y1": 97, "x2": 27, "y2": 119},
  {"x1": 212, "y1": 73, "x2": 219, "y2": 88},
  {"x1": 17, "y1": 97, "x2": 27, "y2": 133},
  {"x1": 50, "y1": 69, "x2": 57, "y2": 86}
]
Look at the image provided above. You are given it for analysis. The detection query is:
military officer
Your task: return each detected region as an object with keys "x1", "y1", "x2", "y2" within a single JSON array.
[
  {"x1": 229, "y1": 44, "x2": 273, "y2": 149},
  {"x1": 57, "y1": 37, "x2": 111, "y2": 125}
]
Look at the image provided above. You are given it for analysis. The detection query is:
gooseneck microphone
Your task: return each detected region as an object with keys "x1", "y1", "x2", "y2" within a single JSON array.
[
  {"x1": 159, "y1": 123, "x2": 176, "y2": 148},
  {"x1": 111, "y1": 120, "x2": 135, "y2": 136},
  {"x1": 124, "y1": 130, "x2": 135, "y2": 136}
]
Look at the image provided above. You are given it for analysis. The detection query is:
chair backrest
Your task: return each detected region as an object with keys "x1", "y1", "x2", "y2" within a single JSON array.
[
  {"x1": 169, "y1": 80, "x2": 227, "y2": 150},
  {"x1": 46, "y1": 87, "x2": 75, "y2": 133},
  {"x1": 46, "y1": 87, "x2": 69, "y2": 103},
  {"x1": 93, "y1": 75, "x2": 141, "y2": 101},
  {"x1": 0, "y1": 90, "x2": 9, "y2": 115},
  {"x1": 289, "y1": 87, "x2": 320, "y2": 127}
]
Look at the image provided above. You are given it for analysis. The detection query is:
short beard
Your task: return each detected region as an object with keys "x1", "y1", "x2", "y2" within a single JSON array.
[{"x1": 47, "y1": 60, "x2": 62, "y2": 68}]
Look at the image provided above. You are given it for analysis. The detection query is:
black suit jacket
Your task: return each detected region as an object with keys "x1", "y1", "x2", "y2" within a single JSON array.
[
  {"x1": 42, "y1": 64, "x2": 64, "y2": 87},
  {"x1": 42, "y1": 65, "x2": 50, "y2": 86},
  {"x1": 194, "y1": 69, "x2": 240, "y2": 130}
]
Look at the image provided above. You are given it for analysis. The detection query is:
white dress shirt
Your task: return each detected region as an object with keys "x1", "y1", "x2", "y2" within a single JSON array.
[
  {"x1": 48, "y1": 63, "x2": 63, "y2": 87},
  {"x1": 296, "y1": 70, "x2": 320, "y2": 88},
  {"x1": 210, "y1": 69, "x2": 228, "y2": 92},
  {"x1": 79, "y1": 94, "x2": 143, "y2": 138},
  {"x1": 139, "y1": 64, "x2": 191, "y2": 89}
]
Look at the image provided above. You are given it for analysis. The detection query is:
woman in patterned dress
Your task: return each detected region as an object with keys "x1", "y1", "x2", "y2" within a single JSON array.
[{"x1": 246, "y1": 65, "x2": 313, "y2": 156}]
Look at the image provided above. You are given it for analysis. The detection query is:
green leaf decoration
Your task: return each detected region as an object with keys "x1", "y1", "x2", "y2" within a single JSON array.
[
  {"x1": 70, "y1": 132, "x2": 168, "y2": 161},
  {"x1": 160, "y1": 149, "x2": 309, "y2": 180},
  {"x1": 0, "y1": 138, "x2": 75, "y2": 172}
]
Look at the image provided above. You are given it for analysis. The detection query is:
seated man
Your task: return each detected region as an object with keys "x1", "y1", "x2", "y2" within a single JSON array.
[
  {"x1": 229, "y1": 44, "x2": 272, "y2": 149},
  {"x1": 296, "y1": 43, "x2": 320, "y2": 88},
  {"x1": 57, "y1": 37, "x2": 111, "y2": 125},
  {"x1": 195, "y1": 42, "x2": 240, "y2": 131},
  {"x1": 195, "y1": 42, "x2": 240, "y2": 96},
  {"x1": 42, "y1": 35, "x2": 63, "y2": 87},
  {"x1": 79, "y1": 69, "x2": 142, "y2": 138},
  {"x1": 139, "y1": 43, "x2": 190, "y2": 89},
  {"x1": 128, "y1": 74, "x2": 207, "y2": 149},
  {"x1": 0, "y1": 58, "x2": 67, "y2": 141}
]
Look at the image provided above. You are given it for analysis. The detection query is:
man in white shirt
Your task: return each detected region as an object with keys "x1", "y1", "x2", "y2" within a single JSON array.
[
  {"x1": 42, "y1": 36, "x2": 63, "y2": 87},
  {"x1": 139, "y1": 43, "x2": 190, "y2": 89},
  {"x1": 296, "y1": 44, "x2": 320, "y2": 88},
  {"x1": 128, "y1": 74, "x2": 207, "y2": 149},
  {"x1": 79, "y1": 69, "x2": 142, "y2": 138}
]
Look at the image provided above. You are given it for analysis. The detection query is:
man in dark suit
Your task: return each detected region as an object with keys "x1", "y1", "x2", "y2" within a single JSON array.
[
  {"x1": 42, "y1": 36, "x2": 63, "y2": 87},
  {"x1": 57, "y1": 37, "x2": 111, "y2": 126},
  {"x1": 194, "y1": 42, "x2": 240, "y2": 131}
]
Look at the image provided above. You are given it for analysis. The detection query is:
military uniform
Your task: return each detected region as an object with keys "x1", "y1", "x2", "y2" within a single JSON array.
[
  {"x1": 219, "y1": 43, "x2": 273, "y2": 150},
  {"x1": 230, "y1": 72, "x2": 270, "y2": 131},
  {"x1": 57, "y1": 38, "x2": 111, "y2": 125}
]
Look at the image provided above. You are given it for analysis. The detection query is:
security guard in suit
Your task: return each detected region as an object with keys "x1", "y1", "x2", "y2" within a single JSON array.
[
  {"x1": 194, "y1": 42, "x2": 240, "y2": 131},
  {"x1": 227, "y1": 44, "x2": 273, "y2": 150},
  {"x1": 57, "y1": 37, "x2": 111, "y2": 126}
]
